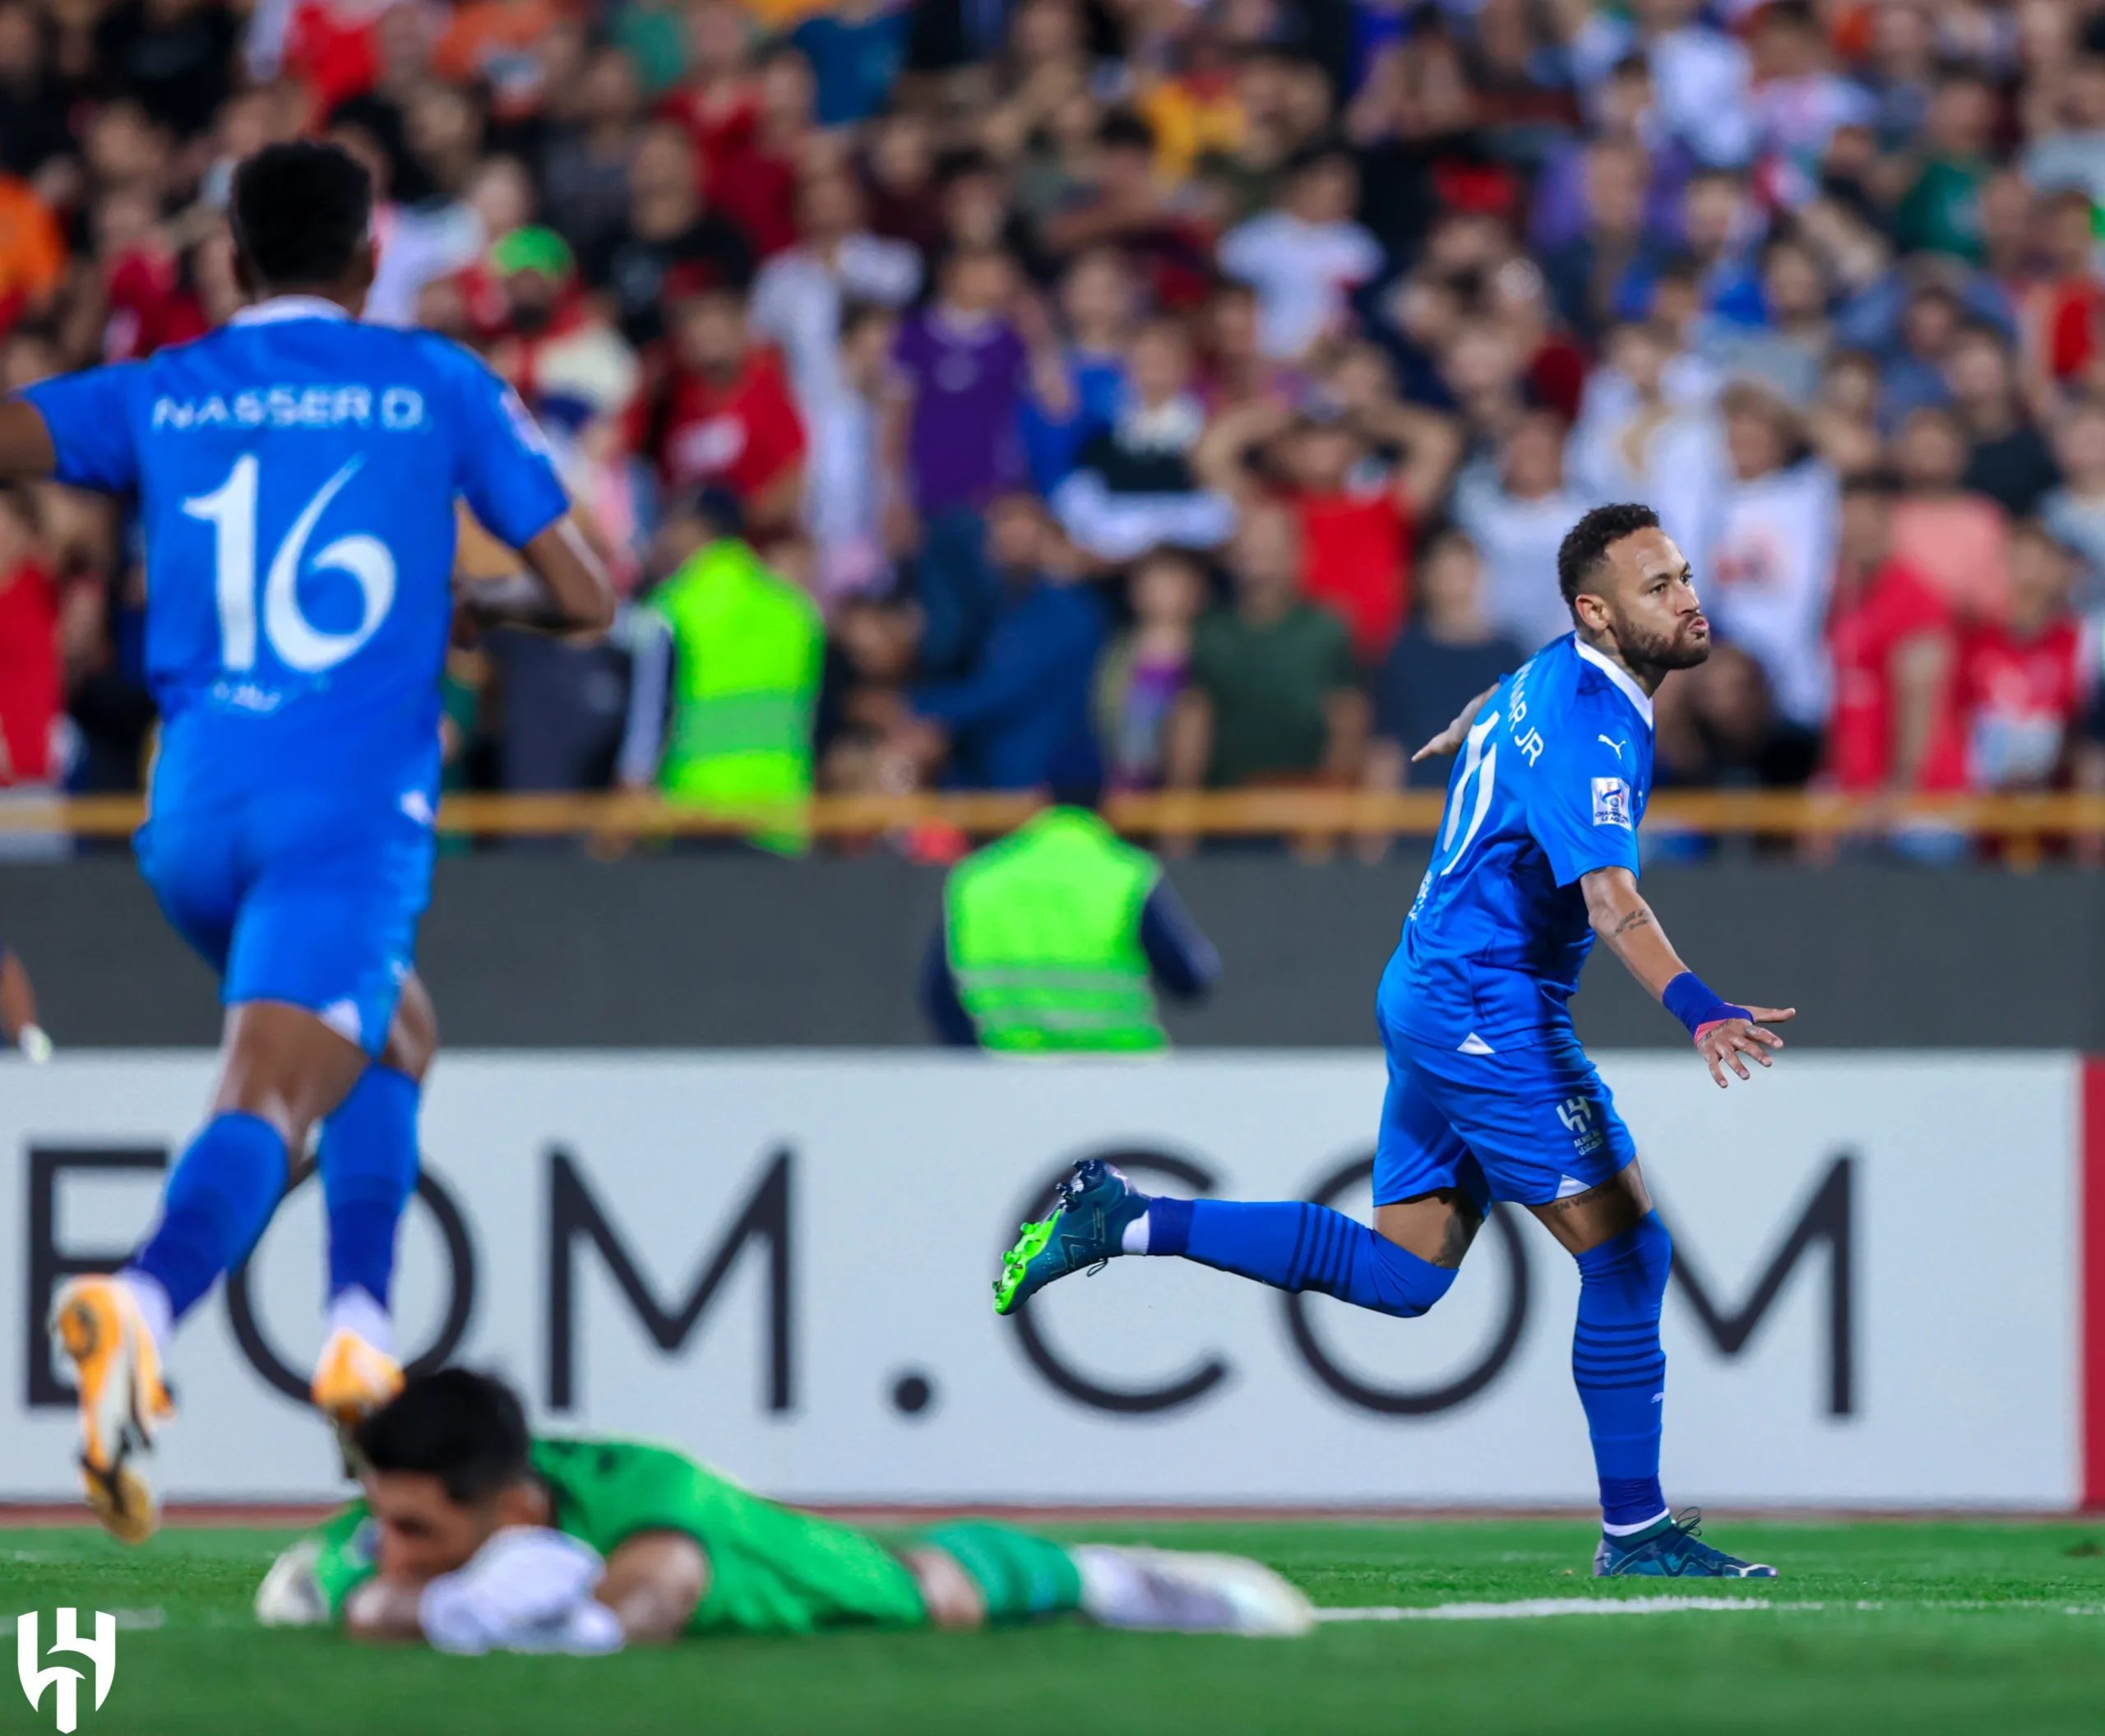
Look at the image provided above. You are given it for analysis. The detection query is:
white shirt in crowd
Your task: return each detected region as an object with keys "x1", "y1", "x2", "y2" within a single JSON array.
[
  {"x1": 1216, "y1": 212, "x2": 1382, "y2": 361},
  {"x1": 2022, "y1": 129, "x2": 2105, "y2": 207},
  {"x1": 1565, "y1": 408, "x2": 1728, "y2": 572},
  {"x1": 807, "y1": 387, "x2": 889, "y2": 600},
  {"x1": 1450, "y1": 460, "x2": 1596, "y2": 654},
  {"x1": 365, "y1": 200, "x2": 485, "y2": 328},
  {"x1": 749, "y1": 233, "x2": 923, "y2": 418},
  {"x1": 1702, "y1": 458, "x2": 1839, "y2": 730},
  {"x1": 1573, "y1": 17, "x2": 1756, "y2": 168}
]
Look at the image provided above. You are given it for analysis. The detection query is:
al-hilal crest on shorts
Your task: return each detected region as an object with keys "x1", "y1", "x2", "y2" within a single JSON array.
[{"x1": 16, "y1": 1612, "x2": 115, "y2": 1734}]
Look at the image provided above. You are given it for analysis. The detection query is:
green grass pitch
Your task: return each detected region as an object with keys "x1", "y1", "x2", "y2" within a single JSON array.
[{"x1": 7, "y1": 1520, "x2": 2105, "y2": 1735}]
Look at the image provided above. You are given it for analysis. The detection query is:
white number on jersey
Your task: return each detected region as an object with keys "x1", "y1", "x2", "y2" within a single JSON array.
[
  {"x1": 183, "y1": 453, "x2": 398, "y2": 674},
  {"x1": 1436, "y1": 708, "x2": 1501, "y2": 878}
]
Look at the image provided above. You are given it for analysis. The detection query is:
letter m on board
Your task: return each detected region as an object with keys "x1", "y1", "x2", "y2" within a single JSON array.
[
  {"x1": 545, "y1": 1146, "x2": 794, "y2": 1414},
  {"x1": 1663, "y1": 1154, "x2": 1857, "y2": 1417}
]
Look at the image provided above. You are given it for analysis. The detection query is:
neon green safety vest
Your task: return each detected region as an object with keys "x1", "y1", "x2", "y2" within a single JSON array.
[
  {"x1": 648, "y1": 539, "x2": 822, "y2": 854},
  {"x1": 943, "y1": 807, "x2": 1168, "y2": 1053}
]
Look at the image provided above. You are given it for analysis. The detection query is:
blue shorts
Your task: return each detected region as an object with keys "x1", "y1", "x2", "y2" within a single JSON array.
[
  {"x1": 136, "y1": 788, "x2": 434, "y2": 1059},
  {"x1": 1372, "y1": 1017, "x2": 1637, "y2": 1213}
]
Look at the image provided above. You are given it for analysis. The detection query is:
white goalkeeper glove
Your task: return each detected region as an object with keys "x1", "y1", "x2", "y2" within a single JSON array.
[
  {"x1": 256, "y1": 1539, "x2": 329, "y2": 1627},
  {"x1": 417, "y1": 1527, "x2": 624, "y2": 1656}
]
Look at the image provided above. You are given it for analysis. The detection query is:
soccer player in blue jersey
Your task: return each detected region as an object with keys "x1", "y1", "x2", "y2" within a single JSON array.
[
  {"x1": 996, "y1": 503, "x2": 1794, "y2": 1578},
  {"x1": 0, "y1": 141, "x2": 615, "y2": 1540}
]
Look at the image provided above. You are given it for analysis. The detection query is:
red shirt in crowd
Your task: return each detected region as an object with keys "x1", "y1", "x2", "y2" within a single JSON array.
[
  {"x1": 1823, "y1": 559, "x2": 1966, "y2": 793},
  {"x1": 638, "y1": 349, "x2": 806, "y2": 500},
  {"x1": 0, "y1": 558, "x2": 60, "y2": 785},
  {"x1": 2027, "y1": 275, "x2": 2105, "y2": 383},
  {"x1": 1956, "y1": 613, "x2": 2092, "y2": 789},
  {"x1": 103, "y1": 248, "x2": 208, "y2": 362},
  {"x1": 656, "y1": 86, "x2": 798, "y2": 256},
  {"x1": 280, "y1": 0, "x2": 384, "y2": 112},
  {"x1": 1293, "y1": 490, "x2": 1413, "y2": 664},
  {"x1": 707, "y1": 139, "x2": 798, "y2": 259},
  {"x1": 659, "y1": 83, "x2": 760, "y2": 178}
]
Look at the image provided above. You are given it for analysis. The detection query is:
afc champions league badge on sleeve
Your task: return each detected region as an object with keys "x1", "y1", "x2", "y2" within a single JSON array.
[{"x1": 1590, "y1": 776, "x2": 1633, "y2": 830}]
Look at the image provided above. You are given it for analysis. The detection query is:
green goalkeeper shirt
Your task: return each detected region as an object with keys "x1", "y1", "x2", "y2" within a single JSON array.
[{"x1": 308, "y1": 1436, "x2": 928, "y2": 1636}]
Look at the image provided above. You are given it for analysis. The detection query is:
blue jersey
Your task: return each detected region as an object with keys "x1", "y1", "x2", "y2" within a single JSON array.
[
  {"x1": 23, "y1": 297, "x2": 567, "y2": 814},
  {"x1": 1381, "y1": 633, "x2": 1655, "y2": 1053}
]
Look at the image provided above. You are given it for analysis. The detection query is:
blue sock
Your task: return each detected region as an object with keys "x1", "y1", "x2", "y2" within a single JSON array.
[
  {"x1": 1145, "y1": 1198, "x2": 1456, "y2": 1318},
  {"x1": 319, "y1": 1064, "x2": 421, "y2": 1308},
  {"x1": 1572, "y1": 1211, "x2": 1673, "y2": 1531},
  {"x1": 127, "y1": 1112, "x2": 289, "y2": 1324}
]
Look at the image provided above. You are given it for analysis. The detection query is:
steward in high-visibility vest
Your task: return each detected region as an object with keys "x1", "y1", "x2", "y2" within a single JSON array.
[
  {"x1": 622, "y1": 536, "x2": 822, "y2": 854},
  {"x1": 933, "y1": 806, "x2": 1219, "y2": 1053}
]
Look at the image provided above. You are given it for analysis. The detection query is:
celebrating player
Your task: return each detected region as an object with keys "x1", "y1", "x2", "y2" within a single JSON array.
[
  {"x1": 254, "y1": 1368, "x2": 1314, "y2": 1646},
  {"x1": 0, "y1": 141, "x2": 615, "y2": 1541},
  {"x1": 996, "y1": 503, "x2": 1793, "y2": 1579}
]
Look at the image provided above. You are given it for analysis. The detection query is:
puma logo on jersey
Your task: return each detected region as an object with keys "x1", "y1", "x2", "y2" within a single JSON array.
[{"x1": 1598, "y1": 734, "x2": 1625, "y2": 760}]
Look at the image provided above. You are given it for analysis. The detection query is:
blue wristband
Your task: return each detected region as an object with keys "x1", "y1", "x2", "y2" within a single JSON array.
[{"x1": 1661, "y1": 972, "x2": 1750, "y2": 1039}]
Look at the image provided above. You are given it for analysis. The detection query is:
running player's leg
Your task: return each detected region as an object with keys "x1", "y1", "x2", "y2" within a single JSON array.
[
  {"x1": 53, "y1": 996, "x2": 367, "y2": 1539},
  {"x1": 126, "y1": 830, "x2": 421, "y2": 1345},
  {"x1": 127, "y1": 999, "x2": 370, "y2": 1336},
  {"x1": 312, "y1": 973, "x2": 437, "y2": 1426},
  {"x1": 1423, "y1": 1037, "x2": 1773, "y2": 1577},
  {"x1": 993, "y1": 1038, "x2": 1470, "y2": 1317},
  {"x1": 46, "y1": 815, "x2": 248, "y2": 1536},
  {"x1": 54, "y1": 817, "x2": 424, "y2": 1539}
]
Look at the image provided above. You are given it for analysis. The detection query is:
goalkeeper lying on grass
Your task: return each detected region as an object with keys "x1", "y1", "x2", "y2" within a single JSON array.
[{"x1": 257, "y1": 1368, "x2": 1312, "y2": 1652}]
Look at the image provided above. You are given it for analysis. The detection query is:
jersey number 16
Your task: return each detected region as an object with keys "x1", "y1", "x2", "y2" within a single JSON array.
[{"x1": 183, "y1": 453, "x2": 398, "y2": 676}]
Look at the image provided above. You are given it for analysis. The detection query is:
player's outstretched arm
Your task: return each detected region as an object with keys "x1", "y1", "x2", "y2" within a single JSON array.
[
  {"x1": 459, "y1": 516, "x2": 618, "y2": 637},
  {"x1": 1580, "y1": 866, "x2": 1794, "y2": 1090},
  {"x1": 1409, "y1": 683, "x2": 1501, "y2": 764},
  {"x1": 0, "y1": 400, "x2": 57, "y2": 478},
  {"x1": 594, "y1": 1531, "x2": 708, "y2": 1642}
]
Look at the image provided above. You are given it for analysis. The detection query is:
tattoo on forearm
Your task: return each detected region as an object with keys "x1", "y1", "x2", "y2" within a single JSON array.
[{"x1": 1611, "y1": 909, "x2": 1654, "y2": 938}]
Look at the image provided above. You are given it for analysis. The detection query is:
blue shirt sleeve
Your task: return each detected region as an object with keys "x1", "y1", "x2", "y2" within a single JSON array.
[
  {"x1": 434, "y1": 343, "x2": 570, "y2": 549},
  {"x1": 19, "y1": 365, "x2": 146, "y2": 493},
  {"x1": 919, "y1": 928, "x2": 980, "y2": 1047},
  {"x1": 1140, "y1": 879, "x2": 1220, "y2": 1001},
  {"x1": 1524, "y1": 723, "x2": 1642, "y2": 888}
]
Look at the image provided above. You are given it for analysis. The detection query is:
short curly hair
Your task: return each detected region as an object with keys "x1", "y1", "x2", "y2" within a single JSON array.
[
  {"x1": 230, "y1": 141, "x2": 372, "y2": 292},
  {"x1": 1556, "y1": 502, "x2": 1661, "y2": 613}
]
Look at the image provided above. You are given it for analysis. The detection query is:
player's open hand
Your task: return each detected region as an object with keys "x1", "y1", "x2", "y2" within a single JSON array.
[
  {"x1": 1409, "y1": 717, "x2": 1473, "y2": 764},
  {"x1": 1695, "y1": 1007, "x2": 1794, "y2": 1088},
  {"x1": 1410, "y1": 683, "x2": 1501, "y2": 765}
]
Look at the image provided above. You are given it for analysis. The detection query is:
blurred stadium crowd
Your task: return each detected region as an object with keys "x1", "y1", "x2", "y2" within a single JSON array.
[{"x1": 5, "y1": 0, "x2": 2105, "y2": 825}]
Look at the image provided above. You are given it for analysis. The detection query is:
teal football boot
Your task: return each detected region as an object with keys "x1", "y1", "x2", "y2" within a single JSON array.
[
  {"x1": 1594, "y1": 1509, "x2": 1778, "y2": 1578},
  {"x1": 992, "y1": 1160, "x2": 1150, "y2": 1316}
]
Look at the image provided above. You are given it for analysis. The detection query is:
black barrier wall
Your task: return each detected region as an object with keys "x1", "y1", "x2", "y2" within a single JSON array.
[{"x1": 2, "y1": 855, "x2": 2100, "y2": 1049}]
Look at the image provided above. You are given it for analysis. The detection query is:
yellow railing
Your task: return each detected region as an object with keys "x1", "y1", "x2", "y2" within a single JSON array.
[{"x1": 7, "y1": 790, "x2": 2105, "y2": 841}]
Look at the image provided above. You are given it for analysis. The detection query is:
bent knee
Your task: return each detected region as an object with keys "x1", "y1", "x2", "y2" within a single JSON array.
[
  {"x1": 1365, "y1": 1232, "x2": 1461, "y2": 1318},
  {"x1": 1577, "y1": 1210, "x2": 1672, "y2": 1287},
  {"x1": 1372, "y1": 1189, "x2": 1483, "y2": 1271}
]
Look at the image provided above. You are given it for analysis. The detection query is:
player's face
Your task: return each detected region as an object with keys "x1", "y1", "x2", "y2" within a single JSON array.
[
  {"x1": 360, "y1": 1470, "x2": 506, "y2": 1585},
  {"x1": 1595, "y1": 526, "x2": 1709, "y2": 671}
]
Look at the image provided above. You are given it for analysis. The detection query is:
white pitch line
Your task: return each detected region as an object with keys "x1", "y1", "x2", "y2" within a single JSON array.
[{"x1": 1316, "y1": 1597, "x2": 1816, "y2": 1622}]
